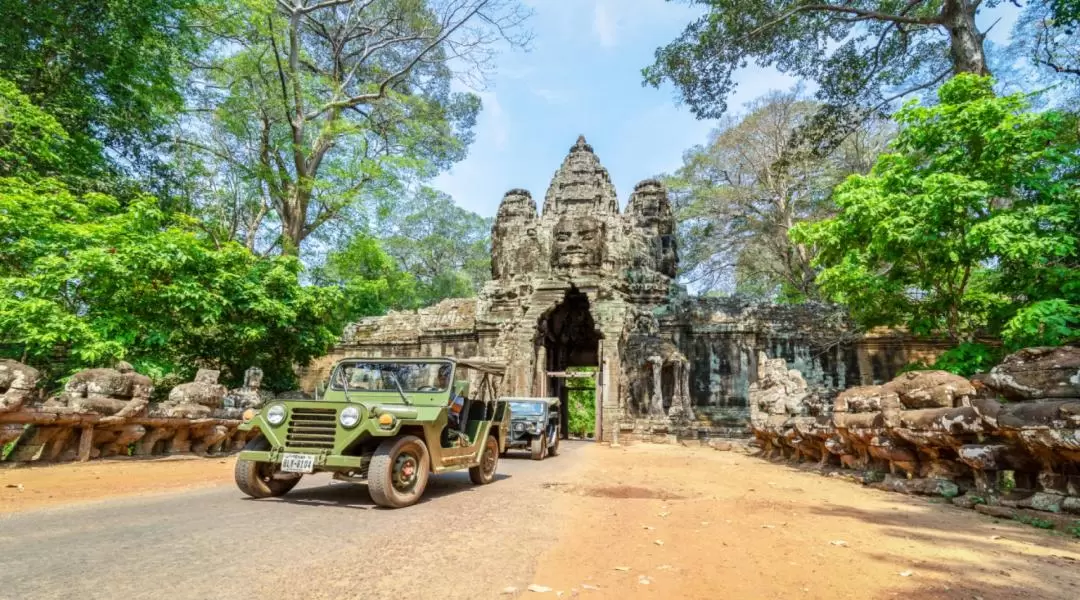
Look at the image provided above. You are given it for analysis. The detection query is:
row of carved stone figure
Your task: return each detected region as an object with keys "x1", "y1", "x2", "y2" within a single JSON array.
[
  {"x1": 748, "y1": 346, "x2": 1080, "y2": 515},
  {"x1": 0, "y1": 360, "x2": 279, "y2": 462}
]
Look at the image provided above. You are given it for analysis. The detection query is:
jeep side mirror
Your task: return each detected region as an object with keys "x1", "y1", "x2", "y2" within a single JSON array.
[{"x1": 316, "y1": 380, "x2": 327, "y2": 399}]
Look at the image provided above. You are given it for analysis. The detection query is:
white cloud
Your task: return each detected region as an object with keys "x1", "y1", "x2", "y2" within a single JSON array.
[
  {"x1": 477, "y1": 91, "x2": 509, "y2": 150},
  {"x1": 593, "y1": 1, "x2": 618, "y2": 48},
  {"x1": 531, "y1": 87, "x2": 571, "y2": 104}
]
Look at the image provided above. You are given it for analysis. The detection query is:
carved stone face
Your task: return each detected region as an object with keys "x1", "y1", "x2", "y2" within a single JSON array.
[{"x1": 551, "y1": 215, "x2": 604, "y2": 268}]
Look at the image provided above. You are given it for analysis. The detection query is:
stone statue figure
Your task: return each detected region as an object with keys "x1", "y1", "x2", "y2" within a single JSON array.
[
  {"x1": 51, "y1": 361, "x2": 152, "y2": 423},
  {"x1": 0, "y1": 359, "x2": 40, "y2": 413},
  {"x1": 157, "y1": 368, "x2": 228, "y2": 418},
  {"x1": 551, "y1": 214, "x2": 604, "y2": 269}
]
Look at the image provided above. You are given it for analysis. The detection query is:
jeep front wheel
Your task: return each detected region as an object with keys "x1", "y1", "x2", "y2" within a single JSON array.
[
  {"x1": 235, "y1": 438, "x2": 301, "y2": 499},
  {"x1": 368, "y1": 435, "x2": 430, "y2": 508},
  {"x1": 469, "y1": 435, "x2": 500, "y2": 484},
  {"x1": 530, "y1": 434, "x2": 547, "y2": 460}
]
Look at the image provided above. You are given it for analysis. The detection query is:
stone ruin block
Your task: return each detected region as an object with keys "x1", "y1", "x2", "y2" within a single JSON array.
[
  {"x1": 747, "y1": 345, "x2": 1080, "y2": 518},
  {"x1": 986, "y1": 346, "x2": 1080, "y2": 400},
  {"x1": 0, "y1": 358, "x2": 40, "y2": 413}
]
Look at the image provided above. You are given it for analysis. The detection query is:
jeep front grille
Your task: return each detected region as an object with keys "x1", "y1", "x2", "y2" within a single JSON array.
[{"x1": 285, "y1": 408, "x2": 337, "y2": 449}]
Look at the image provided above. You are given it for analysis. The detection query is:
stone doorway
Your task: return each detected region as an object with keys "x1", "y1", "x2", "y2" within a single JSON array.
[{"x1": 539, "y1": 288, "x2": 601, "y2": 439}]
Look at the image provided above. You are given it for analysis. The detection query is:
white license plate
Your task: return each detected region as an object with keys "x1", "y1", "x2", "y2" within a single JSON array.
[{"x1": 281, "y1": 453, "x2": 316, "y2": 473}]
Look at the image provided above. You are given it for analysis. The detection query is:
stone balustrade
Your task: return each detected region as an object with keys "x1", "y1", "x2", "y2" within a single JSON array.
[
  {"x1": 748, "y1": 346, "x2": 1080, "y2": 517},
  {"x1": 0, "y1": 360, "x2": 280, "y2": 463}
]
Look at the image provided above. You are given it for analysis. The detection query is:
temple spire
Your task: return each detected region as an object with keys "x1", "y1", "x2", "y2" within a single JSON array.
[{"x1": 542, "y1": 135, "x2": 618, "y2": 215}]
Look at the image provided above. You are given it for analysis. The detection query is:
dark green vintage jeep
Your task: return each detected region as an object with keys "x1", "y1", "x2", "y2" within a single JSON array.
[{"x1": 504, "y1": 397, "x2": 560, "y2": 460}]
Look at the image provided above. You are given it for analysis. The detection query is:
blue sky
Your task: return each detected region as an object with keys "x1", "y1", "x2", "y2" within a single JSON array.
[{"x1": 433, "y1": 0, "x2": 1021, "y2": 219}]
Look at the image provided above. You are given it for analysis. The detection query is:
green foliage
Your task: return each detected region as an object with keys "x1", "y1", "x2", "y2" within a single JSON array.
[
  {"x1": 929, "y1": 342, "x2": 1003, "y2": 377},
  {"x1": 1002, "y1": 300, "x2": 1080, "y2": 348},
  {"x1": 792, "y1": 74, "x2": 1080, "y2": 346},
  {"x1": 0, "y1": 78, "x2": 72, "y2": 178},
  {"x1": 1015, "y1": 514, "x2": 1056, "y2": 530},
  {"x1": 0, "y1": 176, "x2": 346, "y2": 390},
  {"x1": 1068, "y1": 522, "x2": 1080, "y2": 539},
  {"x1": 566, "y1": 367, "x2": 596, "y2": 438},
  {"x1": 312, "y1": 234, "x2": 419, "y2": 321},
  {"x1": 0, "y1": 0, "x2": 202, "y2": 170},
  {"x1": 377, "y1": 187, "x2": 492, "y2": 306}
]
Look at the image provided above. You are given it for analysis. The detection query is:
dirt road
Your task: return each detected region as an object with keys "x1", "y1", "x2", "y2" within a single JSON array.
[{"x1": 3, "y1": 442, "x2": 1079, "y2": 600}]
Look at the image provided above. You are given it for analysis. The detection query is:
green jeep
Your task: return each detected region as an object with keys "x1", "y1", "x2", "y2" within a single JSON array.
[{"x1": 234, "y1": 358, "x2": 509, "y2": 508}]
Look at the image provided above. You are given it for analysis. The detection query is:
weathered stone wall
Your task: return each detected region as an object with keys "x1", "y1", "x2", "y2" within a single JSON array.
[{"x1": 748, "y1": 345, "x2": 1080, "y2": 522}]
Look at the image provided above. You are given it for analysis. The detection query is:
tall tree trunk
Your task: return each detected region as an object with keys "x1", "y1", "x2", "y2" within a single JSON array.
[
  {"x1": 281, "y1": 188, "x2": 308, "y2": 256},
  {"x1": 942, "y1": 0, "x2": 990, "y2": 75}
]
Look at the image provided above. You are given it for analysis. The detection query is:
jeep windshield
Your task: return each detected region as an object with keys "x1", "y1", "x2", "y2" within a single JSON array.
[
  {"x1": 508, "y1": 400, "x2": 545, "y2": 416},
  {"x1": 330, "y1": 361, "x2": 453, "y2": 393}
]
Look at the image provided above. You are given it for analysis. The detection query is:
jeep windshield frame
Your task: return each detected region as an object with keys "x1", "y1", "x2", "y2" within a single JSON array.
[
  {"x1": 508, "y1": 400, "x2": 546, "y2": 416},
  {"x1": 329, "y1": 360, "x2": 454, "y2": 394}
]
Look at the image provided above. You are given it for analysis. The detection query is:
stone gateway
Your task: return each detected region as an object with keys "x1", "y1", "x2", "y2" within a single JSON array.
[{"x1": 301, "y1": 136, "x2": 945, "y2": 442}]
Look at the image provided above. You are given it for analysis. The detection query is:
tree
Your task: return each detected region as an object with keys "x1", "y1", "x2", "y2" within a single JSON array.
[
  {"x1": 0, "y1": 175, "x2": 347, "y2": 391},
  {"x1": 311, "y1": 233, "x2": 420, "y2": 320},
  {"x1": 665, "y1": 89, "x2": 891, "y2": 299},
  {"x1": 644, "y1": 0, "x2": 1016, "y2": 150},
  {"x1": 1008, "y1": 1, "x2": 1080, "y2": 104},
  {"x1": 376, "y1": 186, "x2": 492, "y2": 306},
  {"x1": 179, "y1": 0, "x2": 528, "y2": 255},
  {"x1": 0, "y1": 0, "x2": 202, "y2": 174},
  {"x1": 791, "y1": 74, "x2": 1080, "y2": 347},
  {"x1": 0, "y1": 78, "x2": 71, "y2": 180}
]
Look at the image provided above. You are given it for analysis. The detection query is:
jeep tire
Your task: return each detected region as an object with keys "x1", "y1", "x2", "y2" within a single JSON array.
[
  {"x1": 469, "y1": 434, "x2": 500, "y2": 485},
  {"x1": 530, "y1": 433, "x2": 547, "y2": 460},
  {"x1": 368, "y1": 435, "x2": 430, "y2": 509},
  {"x1": 548, "y1": 427, "x2": 560, "y2": 457},
  {"x1": 234, "y1": 437, "x2": 301, "y2": 499}
]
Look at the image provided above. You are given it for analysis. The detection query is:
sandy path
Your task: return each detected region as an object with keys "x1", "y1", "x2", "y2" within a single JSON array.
[
  {"x1": 530, "y1": 444, "x2": 1080, "y2": 600},
  {"x1": 1, "y1": 456, "x2": 234, "y2": 513}
]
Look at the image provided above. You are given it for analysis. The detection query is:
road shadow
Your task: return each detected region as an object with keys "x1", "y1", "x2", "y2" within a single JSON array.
[{"x1": 254, "y1": 471, "x2": 512, "y2": 510}]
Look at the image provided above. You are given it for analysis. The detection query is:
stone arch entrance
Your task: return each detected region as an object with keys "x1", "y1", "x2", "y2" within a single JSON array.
[{"x1": 537, "y1": 287, "x2": 601, "y2": 439}]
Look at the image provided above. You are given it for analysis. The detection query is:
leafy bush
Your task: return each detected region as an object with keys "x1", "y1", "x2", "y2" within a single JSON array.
[
  {"x1": 566, "y1": 367, "x2": 596, "y2": 438},
  {"x1": 792, "y1": 75, "x2": 1080, "y2": 347},
  {"x1": 930, "y1": 342, "x2": 1003, "y2": 377},
  {"x1": 0, "y1": 177, "x2": 346, "y2": 390}
]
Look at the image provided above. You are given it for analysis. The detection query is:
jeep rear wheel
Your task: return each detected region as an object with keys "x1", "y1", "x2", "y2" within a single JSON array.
[
  {"x1": 530, "y1": 434, "x2": 547, "y2": 460},
  {"x1": 469, "y1": 435, "x2": 500, "y2": 484},
  {"x1": 548, "y1": 427, "x2": 560, "y2": 457},
  {"x1": 368, "y1": 435, "x2": 430, "y2": 508},
  {"x1": 235, "y1": 438, "x2": 301, "y2": 499}
]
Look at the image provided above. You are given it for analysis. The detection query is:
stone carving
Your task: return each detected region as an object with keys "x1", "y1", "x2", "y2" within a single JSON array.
[
  {"x1": 224, "y1": 367, "x2": 271, "y2": 413},
  {"x1": 0, "y1": 359, "x2": 40, "y2": 413},
  {"x1": 985, "y1": 346, "x2": 1080, "y2": 400},
  {"x1": 491, "y1": 189, "x2": 540, "y2": 280},
  {"x1": 154, "y1": 368, "x2": 228, "y2": 418},
  {"x1": 551, "y1": 215, "x2": 604, "y2": 270},
  {"x1": 749, "y1": 346, "x2": 1080, "y2": 520},
  {"x1": 49, "y1": 361, "x2": 153, "y2": 423}
]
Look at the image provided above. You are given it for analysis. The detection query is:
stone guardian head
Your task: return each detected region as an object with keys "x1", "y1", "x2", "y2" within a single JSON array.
[{"x1": 551, "y1": 215, "x2": 604, "y2": 269}]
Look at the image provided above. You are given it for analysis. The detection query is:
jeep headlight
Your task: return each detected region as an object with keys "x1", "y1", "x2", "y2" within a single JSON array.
[
  {"x1": 340, "y1": 405, "x2": 361, "y2": 428},
  {"x1": 266, "y1": 404, "x2": 287, "y2": 426},
  {"x1": 514, "y1": 422, "x2": 526, "y2": 432}
]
